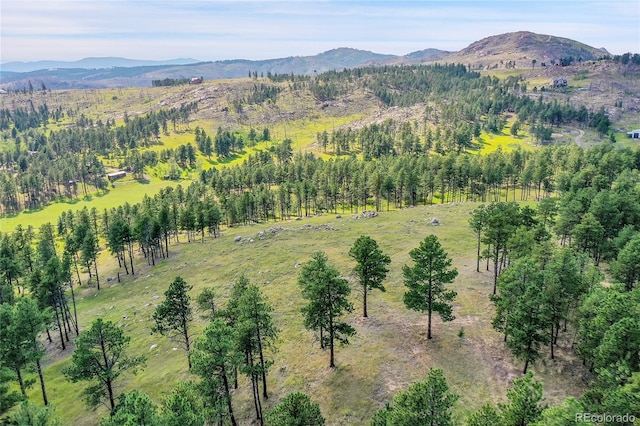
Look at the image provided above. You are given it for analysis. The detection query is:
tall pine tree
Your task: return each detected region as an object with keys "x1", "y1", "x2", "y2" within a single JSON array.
[{"x1": 403, "y1": 235, "x2": 458, "y2": 340}]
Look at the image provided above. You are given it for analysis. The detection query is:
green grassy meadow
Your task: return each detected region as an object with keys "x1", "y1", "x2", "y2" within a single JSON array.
[
  {"x1": 25, "y1": 203, "x2": 589, "y2": 425},
  {"x1": 469, "y1": 119, "x2": 535, "y2": 154},
  {"x1": 0, "y1": 177, "x2": 174, "y2": 232}
]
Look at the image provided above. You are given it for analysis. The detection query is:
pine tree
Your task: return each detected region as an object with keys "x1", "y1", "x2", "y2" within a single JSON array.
[
  {"x1": 237, "y1": 283, "x2": 279, "y2": 400},
  {"x1": 160, "y1": 381, "x2": 206, "y2": 426},
  {"x1": 152, "y1": 276, "x2": 194, "y2": 370},
  {"x1": 196, "y1": 287, "x2": 216, "y2": 320},
  {"x1": 191, "y1": 318, "x2": 239, "y2": 426},
  {"x1": 468, "y1": 204, "x2": 487, "y2": 273},
  {"x1": 100, "y1": 390, "x2": 159, "y2": 426},
  {"x1": 63, "y1": 318, "x2": 146, "y2": 412},
  {"x1": 611, "y1": 234, "x2": 640, "y2": 291},
  {"x1": 0, "y1": 234, "x2": 20, "y2": 304},
  {"x1": 9, "y1": 400, "x2": 62, "y2": 426},
  {"x1": 0, "y1": 367, "x2": 23, "y2": 415},
  {"x1": 498, "y1": 372, "x2": 546, "y2": 426},
  {"x1": 493, "y1": 258, "x2": 549, "y2": 373},
  {"x1": 403, "y1": 235, "x2": 458, "y2": 340},
  {"x1": 349, "y1": 235, "x2": 391, "y2": 318},
  {"x1": 0, "y1": 304, "x2": 31, "y2": 396},
  {"x1": 265, "y1": 392, "x2": 325, "y2": 425},
  {"x1": 298, "y1": 251, "x2": 355, "y2": 368},
  {"x1": 13, "y1": 297, "x2": 51, "y2": 405},
  {"x1": 373, "y1": 368, "x2": 459, "y2": 425},
  {"x1": 466, "y1": 404, "x2": 502, "y2": 426}
]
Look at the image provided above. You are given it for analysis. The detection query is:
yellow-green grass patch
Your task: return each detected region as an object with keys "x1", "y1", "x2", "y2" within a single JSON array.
[{"x1": 1, "y1": 176, "x2": 175, "y2": 231}]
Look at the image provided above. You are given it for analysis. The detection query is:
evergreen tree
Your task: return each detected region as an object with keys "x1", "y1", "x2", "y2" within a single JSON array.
[
  {"x1": 237, "y1": 283, "x2": 279, "y2": 399},
  {"x1": 13, "y1": 297, "x2": 51, "y2": 406},
  {"x1": 80, "y1": 229, "x2": 100, "y2": 289},
  {"x1": 498, "y1": 372, "x2": 546, "y2": 426},
  {"x1": 596, "y1": 372, "x2": 640, "y2": 423},
  {"x1": 298, "y1": 251, "x2": 355, "y2": 368},
  {"x1": 532, "y1": 397, "x2": 584, "y2": 426},
  {"x1": 493, "y1": 258, "x2": 549, "y2": 373},
  {"x1": 0, "y1": 303, "x2": 31, "y2": 397},
  {"x1": 349, "y1": 235, "x2": 391, "y2": 317},
  {"x1": 575, "y1": 286, "x2": 637, "y2": 372},
  {"x1": 63, "y1": 318, "x2": 146, "y2": 413},
  {"x1": 221, "y1": 275, "x2": 250, "y2": 390},
  {"x1": 0, "y1": 366, "x2": 23, "y2": 415},
  {"x1": 572, "y1": 212, "x2": 604, "y2": 264},
  {"x1": 0, "y1": 234, "x2": 20, "y2": 303},
  {"x1": 100, "y1": 390, "x2": 160, "y2": 426},
  {"x1": 9, "y1": 400, "x2": 62, "y2": 426},
  {"x1": 265, "y1": 392, "x2": 325, "y2": 426},
  {"x1": 191, "y1": 318, "x2": 239, "y2": 426},
  {"x1": 372, "y1": 368, "x2": 459, "y2": 425},
  {"x1": 403, "y1": 235, "x2": 458, "y2": 339},
  {"x1": 610, "y1": 234, "x2": 640, "y2": 291},
  {"x1": 466, "y1": 404, "x2": 502, "y2": 426},
  {"x1": 196, "y1": 287, "x2": 216, "y2": 320},
  {"x1": 482, "y1": 202, "x2": 522, "y2": 294},
  {"x1": 469, "y1": 204, "x2": 487, "y2": 273},
  {"x1": 152, "y1": 276, "x2": 194, "y2": 370},
  {"x1": 160, "y1": 381, "x2": 206, "y2": 426}
]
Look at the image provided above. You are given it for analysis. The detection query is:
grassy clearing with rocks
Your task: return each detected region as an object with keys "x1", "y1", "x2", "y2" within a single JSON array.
[{"x1": 27, "y1": 202, "x2": 589, "y2": 425}]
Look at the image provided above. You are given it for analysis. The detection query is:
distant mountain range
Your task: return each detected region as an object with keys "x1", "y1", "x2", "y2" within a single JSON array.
[
  {"x1": 0, "y1": 32, "x2": 614, "y2": 90},
  {"x1": 0, "y1": 57, "x2": 201, "y2": 73}
]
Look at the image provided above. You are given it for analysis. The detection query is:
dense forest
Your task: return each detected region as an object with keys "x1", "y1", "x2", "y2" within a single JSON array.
[{"x1": 1, "y1": 62, "x2": 639, "y2": 425}]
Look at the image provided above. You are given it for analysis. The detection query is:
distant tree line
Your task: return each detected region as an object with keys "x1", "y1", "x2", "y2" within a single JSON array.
[
  {"x1": 151, "y1": 78, "x2": 191, "y2": 87},
  {"x1": 0, "y1": 103, "x2": 197, "y2": 214}
]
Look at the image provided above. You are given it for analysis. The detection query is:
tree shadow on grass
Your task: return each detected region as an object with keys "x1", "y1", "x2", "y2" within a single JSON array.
[
  {"x1": 469, "y1": 136, "x2": 487, "y2": 151},
  {"x1": 135, "y1": 177, "x2": 150, "y2": 185},
  {"x1": 216, "y1": 150, "x2": 246, "y2": 165}
]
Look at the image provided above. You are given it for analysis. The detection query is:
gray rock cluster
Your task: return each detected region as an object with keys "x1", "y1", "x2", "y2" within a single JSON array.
[{"x1": 352, "y1": 210, "x2": 378, "y2": 219}]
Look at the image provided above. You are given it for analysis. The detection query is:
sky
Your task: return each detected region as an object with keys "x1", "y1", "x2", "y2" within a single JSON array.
[{"x1": 1, "y1": 1, "x2": 639, "y2": 64}]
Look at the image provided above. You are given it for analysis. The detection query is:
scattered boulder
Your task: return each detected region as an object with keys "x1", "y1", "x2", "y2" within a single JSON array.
[
  {"x1": 336, "y1": 214, "x2": 342, "y2": 219},
  {"x1": 431, "y1": 217, "x2": 440, "y2": 226},
  {"x1": 234, "y1": 236, "x2": 243, "y2": 242},
  {"x1": 249, "y1": 238, "x2": 254, "y2": 243},
  {"x1": 150, "y1": 344, "x2": 158, "y2": 350},
  {"x1": 152, "y1": 295, "x2": 160, "y2": 300},
  {"x1": 352, "y1": 210, "x2": 378, "y2": 219}
]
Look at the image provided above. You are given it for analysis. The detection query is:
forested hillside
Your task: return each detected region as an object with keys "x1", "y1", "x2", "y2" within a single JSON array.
[{"x1": 1, "y1": 57, "x2": 640, "y2": 425}]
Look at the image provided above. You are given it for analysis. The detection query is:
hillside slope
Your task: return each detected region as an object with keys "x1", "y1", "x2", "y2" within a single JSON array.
[
  {"x1": 0, "y1": 48, "x2": 399, "y2": 90},
  {"x1": 32, "y1": 205, "x2": 590, "y2": 425},
  {"x1": 441, "y1": 31, "x2": 608, "y2": 69},
  {"x1": 0, "y1": 31, "x2": 616, "y2": 89}
]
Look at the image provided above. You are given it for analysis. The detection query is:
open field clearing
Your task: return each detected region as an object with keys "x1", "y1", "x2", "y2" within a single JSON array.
[
  {"x1": 24, "y1": 203, "x2": 589, "y2": 425},
  {"x1": 0, "y1": 177, "x2": 173, "y2": 231}
]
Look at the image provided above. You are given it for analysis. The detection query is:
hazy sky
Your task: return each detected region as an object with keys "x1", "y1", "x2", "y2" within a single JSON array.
[{"x1": 1, "y1": 1, "x2": 639, "y2": 63}]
